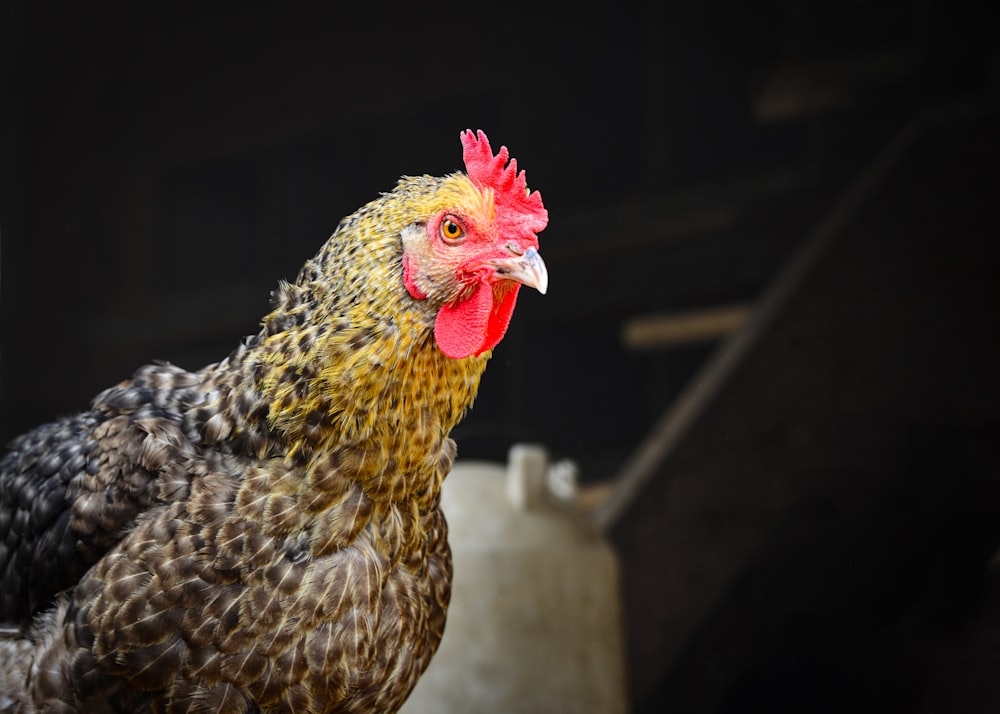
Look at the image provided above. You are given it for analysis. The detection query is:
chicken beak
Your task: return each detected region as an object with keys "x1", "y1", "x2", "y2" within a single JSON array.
[{"x1": 490, "y1": 247, "x2": 549, "y2": 295}]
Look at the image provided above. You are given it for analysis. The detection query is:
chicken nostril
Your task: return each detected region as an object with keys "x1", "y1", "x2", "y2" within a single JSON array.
[{"x1": 506, "y1": 242, "x2": 524, "y2": 256}]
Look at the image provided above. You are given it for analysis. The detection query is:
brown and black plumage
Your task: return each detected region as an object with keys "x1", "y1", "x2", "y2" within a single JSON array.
[{"x1": 0, "y1": 130, "x2": 548, "y2": 712}]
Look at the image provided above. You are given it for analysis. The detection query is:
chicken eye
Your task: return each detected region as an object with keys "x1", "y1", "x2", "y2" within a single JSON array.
[{"x1": 439, "y1": 216, "x2": 465, "y2": 242}]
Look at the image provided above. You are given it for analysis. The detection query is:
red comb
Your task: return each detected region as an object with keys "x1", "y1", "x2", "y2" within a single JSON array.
[{"x1": 461, "y1": 129, "x2": 548, "y2": 242}]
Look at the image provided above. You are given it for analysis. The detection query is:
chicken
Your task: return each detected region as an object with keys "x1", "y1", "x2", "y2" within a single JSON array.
[{"x1": 0, "y1": 129, "x2": 548, "y2": 712}]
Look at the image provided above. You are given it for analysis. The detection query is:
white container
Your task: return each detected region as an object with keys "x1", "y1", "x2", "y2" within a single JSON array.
[{"x1": 401, "y1": 445, "x2": 628, "y2": 714}]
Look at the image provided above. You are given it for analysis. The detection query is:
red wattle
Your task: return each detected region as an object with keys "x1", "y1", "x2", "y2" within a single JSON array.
[
  {"x1": 434, "y1": 282, "x2": 522, "y2": 359},
  {"x1": 483, "y1": 284, "x2": 519, "y2": 354}
]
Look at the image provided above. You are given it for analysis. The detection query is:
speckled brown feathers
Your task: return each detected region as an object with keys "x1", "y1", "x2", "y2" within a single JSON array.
[{"x1": 0, "y1": 138, "x2": 547, "y2": 713}]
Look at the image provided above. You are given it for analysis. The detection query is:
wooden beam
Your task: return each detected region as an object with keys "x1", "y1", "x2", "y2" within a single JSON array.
[
  {"x1": 621, "y1": 304, "x2": 753, "y2": 350},
  {"x1": 593, "y1": 115, "x2": 923, "y2": 533}
]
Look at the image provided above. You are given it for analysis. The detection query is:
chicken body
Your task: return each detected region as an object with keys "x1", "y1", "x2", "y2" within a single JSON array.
[{"x1": 0, "y1": 131, "x2": 547, "y2": 712}]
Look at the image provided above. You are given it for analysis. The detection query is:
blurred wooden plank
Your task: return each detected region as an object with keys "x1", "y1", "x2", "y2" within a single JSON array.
[
  {"x1": 595, "y1": 113, "x2": 921, "y2": 535},
  {"x1": 622, "y1": 304, "x2": 753, "y2": 350}
]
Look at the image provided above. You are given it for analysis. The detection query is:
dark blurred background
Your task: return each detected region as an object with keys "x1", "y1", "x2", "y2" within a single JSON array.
[{"x1": 2, "y1": 1, "x2": 998, "y2": 711}]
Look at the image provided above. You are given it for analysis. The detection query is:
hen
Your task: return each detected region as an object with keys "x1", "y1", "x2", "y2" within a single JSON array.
[{"x1": 0, "y1": 130, "x2": 548, "y2": 712}]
